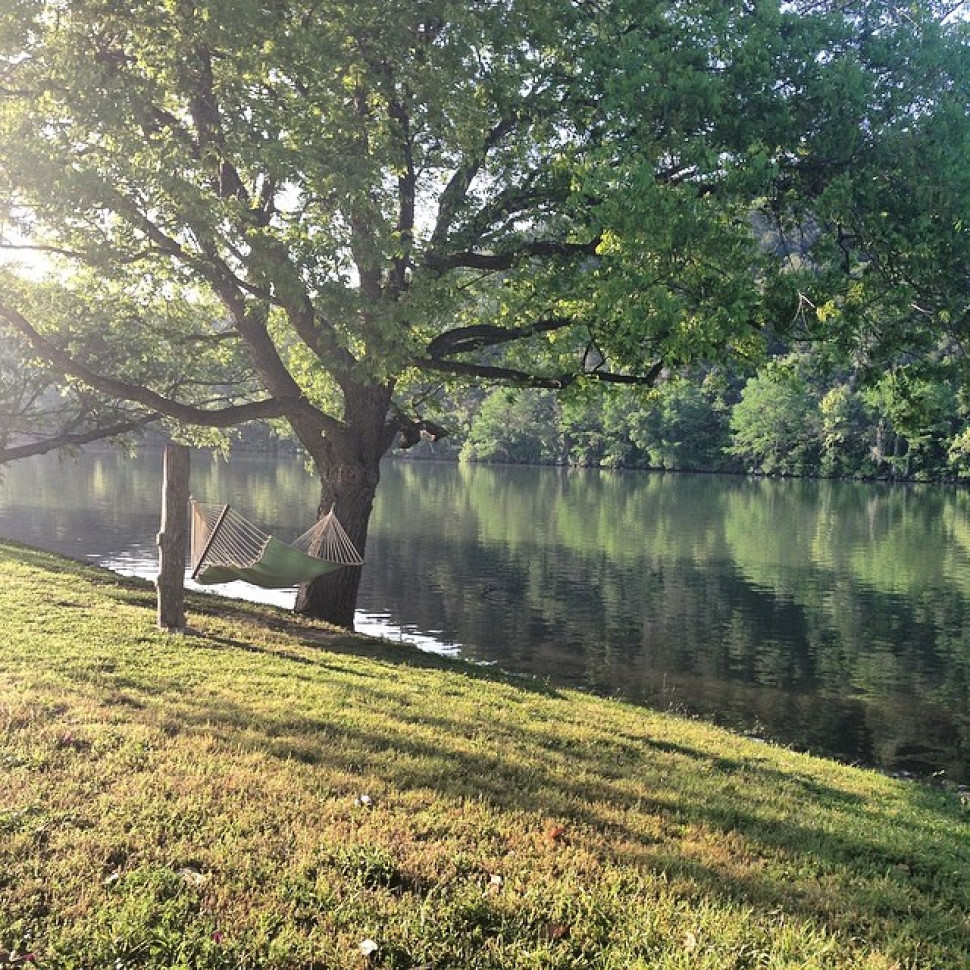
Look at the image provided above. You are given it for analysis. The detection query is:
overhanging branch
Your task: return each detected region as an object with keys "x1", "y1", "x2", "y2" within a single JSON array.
[
  {"x1": 0, "y1": 300, "x2": 298, "y2": 429},
  {"x1": 425, "y1": 317, "x2": 573, "y2": 359},
  {"x1": 414, "y1": 356, "x2": 663, "y2": 388},
  {"x1": 1, "y1": 414, "x2": 161, "y2": 463}
]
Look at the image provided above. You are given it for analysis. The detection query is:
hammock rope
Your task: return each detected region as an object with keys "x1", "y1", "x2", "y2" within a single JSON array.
[
  {"x1": 292, "y1": 511, "x2": 365, "y2": 563},
  {"x1": 190, "y1": 499, "x2": 363, "y2": 589}
]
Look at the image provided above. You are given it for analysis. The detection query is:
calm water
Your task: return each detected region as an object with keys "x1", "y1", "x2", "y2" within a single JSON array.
[{"x1": 2, "y1": 449, "x2": 969, "y2": 783}]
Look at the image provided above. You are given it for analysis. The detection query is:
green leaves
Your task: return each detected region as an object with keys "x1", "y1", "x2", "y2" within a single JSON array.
[{"x1": 1, "y1": 0, "x2": 967, "y2": 473}]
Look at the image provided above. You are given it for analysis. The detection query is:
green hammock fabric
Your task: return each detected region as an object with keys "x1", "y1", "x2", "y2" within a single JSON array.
[
  {"x1": 193, "y1": 535, "x2": 346, "y2": 588},
  {"x1": 190, "y1": 500, "x2": 363, "y2": 590}
]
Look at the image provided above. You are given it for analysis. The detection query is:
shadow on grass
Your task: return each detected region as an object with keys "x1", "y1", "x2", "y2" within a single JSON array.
[
  {"x1": 170, "y1": 682, "x2": 968, "y2": 950},
  {"x1": 187, "y1": 589, "x2": 565, "y2": 699},
  {"x1": 92, "y1": 616, "x2": 968, "y2": 955},
  {"x1": 11, "y1": 546, "x2": 969, "y2": 957}
]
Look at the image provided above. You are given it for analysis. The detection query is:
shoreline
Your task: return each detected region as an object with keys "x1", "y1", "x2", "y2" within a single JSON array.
[{"x1": 2, "y1": 540, "x2": 968, "y2": 968}]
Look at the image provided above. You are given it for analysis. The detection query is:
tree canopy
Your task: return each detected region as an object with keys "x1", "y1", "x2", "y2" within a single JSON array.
[{"x1": 0, "y1": 0, "x2": 967, "y2": 624}]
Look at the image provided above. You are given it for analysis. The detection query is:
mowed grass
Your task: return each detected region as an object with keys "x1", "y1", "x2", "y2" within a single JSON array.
[{"x1": 0, "y1": 542, "x2": 968, "y2": 970}]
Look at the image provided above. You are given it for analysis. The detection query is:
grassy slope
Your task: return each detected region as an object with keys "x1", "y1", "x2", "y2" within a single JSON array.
[{"x1": 0, "y1": 541, "x2": 968, "y2": 970}]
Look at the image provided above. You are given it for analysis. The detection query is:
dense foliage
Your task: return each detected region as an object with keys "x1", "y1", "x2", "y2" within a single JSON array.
[
  {"x1": 1, "y1": 1, "x2": 968, "y2": 620},
  {"x1": 428, "y1": 344, "x2": 970, "y2": 480}
]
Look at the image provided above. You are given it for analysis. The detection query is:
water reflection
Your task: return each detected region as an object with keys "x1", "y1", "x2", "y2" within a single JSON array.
[{"x1": 1, "y1": 449, "x2": 968, "y2": 782}]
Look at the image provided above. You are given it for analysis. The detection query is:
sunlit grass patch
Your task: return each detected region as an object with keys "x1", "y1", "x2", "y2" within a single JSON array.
[{"x1": 1, "y1": 541, "x2": 968, "y2": 968}]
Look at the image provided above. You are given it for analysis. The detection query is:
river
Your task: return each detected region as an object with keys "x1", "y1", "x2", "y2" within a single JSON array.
[{"x1": 1, "y1": 448, "x2": 968, "y2": 783}]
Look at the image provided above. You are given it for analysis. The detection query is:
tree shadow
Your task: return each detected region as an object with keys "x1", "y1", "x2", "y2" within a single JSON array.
[
  {"x1": 114, "y1": 626, "x2": 967, "y2": 952},
  {"x1": 187, "y1": 592, "x2": 565, "y2": 698},
  {"x1": 39, "y1": 570, "x2": 970, "y2": 961}
]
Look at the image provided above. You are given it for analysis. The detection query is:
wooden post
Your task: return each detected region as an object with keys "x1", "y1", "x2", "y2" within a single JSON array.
[{"x1": 157, "y1": 444, "x2": 190, "y2": 631}]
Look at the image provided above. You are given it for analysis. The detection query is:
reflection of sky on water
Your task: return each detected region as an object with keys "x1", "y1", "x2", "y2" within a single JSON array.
[
  {"x1": 97, "y1": 548, "x2": 462, "y2": 658},
  {"x1": 3, "y1": 448, "x2": 969, "y2": 783}
]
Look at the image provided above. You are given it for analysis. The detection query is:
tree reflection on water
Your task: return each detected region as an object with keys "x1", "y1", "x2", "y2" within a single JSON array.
[{"x1": 1, "y1": 450, "x2": 967, "y2": 783}]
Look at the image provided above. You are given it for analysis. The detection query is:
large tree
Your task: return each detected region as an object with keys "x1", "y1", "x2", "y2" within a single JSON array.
[{"x1": 0, "y1": 0, "x2": 966, "y2": 626}]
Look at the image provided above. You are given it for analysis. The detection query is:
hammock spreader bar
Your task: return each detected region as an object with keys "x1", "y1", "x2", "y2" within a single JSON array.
[{"x1": 190, "y1": 500, "x2": 363, "y2": 589}]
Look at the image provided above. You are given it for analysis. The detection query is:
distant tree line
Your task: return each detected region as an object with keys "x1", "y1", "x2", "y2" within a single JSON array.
[{"x1": 405, "y1": 342, "x2": 970, "y2": 482}]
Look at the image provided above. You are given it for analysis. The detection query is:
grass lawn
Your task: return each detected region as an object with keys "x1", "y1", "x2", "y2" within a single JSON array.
[{"x1": 0, "y1": 540, "x2": 968, "y2": 969}]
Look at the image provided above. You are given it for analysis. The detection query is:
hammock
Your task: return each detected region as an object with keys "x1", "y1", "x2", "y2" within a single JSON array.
[{"x1": 189, "y1": 499, "x2": 363, "y2": 589}]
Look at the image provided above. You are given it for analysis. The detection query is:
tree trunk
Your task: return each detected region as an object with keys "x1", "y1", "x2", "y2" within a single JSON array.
[
  {"x1": 292, "y1": 381, "x2": 394, "y2": 628},
  {"x1": 156, "y1": 443, "x2": 190, "y2": 631},
  {"x1": 293, "y1": 456, "x2": 382, "y2": 628}
]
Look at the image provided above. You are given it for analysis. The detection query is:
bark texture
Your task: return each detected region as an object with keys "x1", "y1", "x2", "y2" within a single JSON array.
[
  {"x1": 293, "y1": 381, "x2": 394, "y2": 628},
  {"x1": 156, "y1": 444, "x2": 190, "y2": 631}
]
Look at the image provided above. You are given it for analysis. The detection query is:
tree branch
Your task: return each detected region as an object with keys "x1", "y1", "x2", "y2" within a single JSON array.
[
  {"x1": 186, "y1": 42, "x2": 250, "y2": 205},
  {"x1": 425, "y1": 237, "x2": 601, "y2": 274},
  {"x1": 425, "y1": 317, "x2": 574, "y2": 358},
  {"x1": 0, "y1": 301, "x2": 297, "y2": 428},
  {"x1": 443, "y1": 169, "x2": 576, "y2": 255},
  {"x1": 97, "y1": 182, "x2": 357, "y2": 406},
  {"x1": 1, "y1": 414, "x2": 161, "y2": 463},
  {"x1": 388, "y1": 83, "x2": 416, "y2": 295},
  {"x1": 429, "y1": 114, "x2": 520, "y2": 254},
  {"x1": 389, "y1": 407, "x2": 449, "y2": 450},
  {"x1": 414, "y1": 356, "x2": 662, "y2": 388}
]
